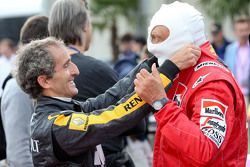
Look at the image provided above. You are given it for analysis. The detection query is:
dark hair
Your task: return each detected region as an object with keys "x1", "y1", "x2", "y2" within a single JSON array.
[
  {"x1": 134, "y1": 36, "x2": 146, "y2": 46},
  {"x1": 20, "y1": 15, "x2": 49, "y2": 44},
  {"x1": 211, "y1": 23, "x2": 222, "y2": 34},
  {"x1": 120, "y1": 33, "x2": 134, "y2": 43}
]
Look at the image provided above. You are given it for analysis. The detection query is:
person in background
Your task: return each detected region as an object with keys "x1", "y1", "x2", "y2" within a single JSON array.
[
  {"x1": 0, "y1": 38, "x2": 18, "y2": 165},
  {"x1": 1, "y1": 15, "x2": 49, "y2": 167},
  {"x1": 0, "y1": 39, "x2": 16, "y2": 97},
  {"x1": 224, "y1": 17, "x2": 250, "y2": 107},
  {"x1": 211, "y1": 23, "x2": 231, "y2": 60},
  {"x1": 135, "y1": 2, "x2": 247, "y2": 166},
  {"x1": 224, "y1": 17, "x2": 250, "y2": 154},
  {"x1": 132, "y1": 36, "x2": 146, "y2": 57},
  {"x1": 114, "y1": 33, "x2": 139, "y2": 79}
]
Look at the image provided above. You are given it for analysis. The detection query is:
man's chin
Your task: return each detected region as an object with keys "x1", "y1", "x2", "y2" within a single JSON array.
[{"x1": 72, "y1": 88, "x2": 78, "y2": 97}]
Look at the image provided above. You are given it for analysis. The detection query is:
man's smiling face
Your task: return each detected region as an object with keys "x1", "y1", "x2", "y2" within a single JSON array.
[{"x1": 45, "y1": 45, "x2": 80, "y2": 98}]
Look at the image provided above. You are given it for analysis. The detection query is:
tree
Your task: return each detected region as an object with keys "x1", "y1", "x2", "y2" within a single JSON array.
[
  {"x1": 90, "y1": 0, "x2": 139, "y2": 62},
  {"x1": 200, "y1": 0, "x2": 250, "y2": 22}
]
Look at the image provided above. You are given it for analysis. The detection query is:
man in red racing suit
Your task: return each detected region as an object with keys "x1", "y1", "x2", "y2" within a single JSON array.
[
  {"x1": 152, "y1": 42, "x2": 247, "y2": 166},
  {"x1": 135, "y1": 1, "x2": 248, "y2": 166}
]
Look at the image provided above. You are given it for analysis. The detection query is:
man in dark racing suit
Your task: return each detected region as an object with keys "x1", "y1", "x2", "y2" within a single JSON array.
[{"x1": 16, "y1": 37, "x2": 200, "y2": 167}]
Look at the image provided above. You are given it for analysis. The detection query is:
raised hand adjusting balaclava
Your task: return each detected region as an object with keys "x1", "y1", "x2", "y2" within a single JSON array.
[{"x1": 147, "y1": 1, "x2": 207, "y2": 65}]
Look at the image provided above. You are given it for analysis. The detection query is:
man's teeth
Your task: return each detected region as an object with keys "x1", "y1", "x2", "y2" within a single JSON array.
[{"x1": 70, "y1": 81, "x2": 75, "y2": 86}]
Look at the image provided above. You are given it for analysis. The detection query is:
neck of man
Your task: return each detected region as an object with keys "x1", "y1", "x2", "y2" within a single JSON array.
[
  {"x1": 42, "y1": 91, "x2": 72, "y2": 100},
  {"x1": 67, "y1": 42, "x2": 86, "y2": 55},
  {"x1": 239, "y1": 39, "x2": 248, "y2": 46}
]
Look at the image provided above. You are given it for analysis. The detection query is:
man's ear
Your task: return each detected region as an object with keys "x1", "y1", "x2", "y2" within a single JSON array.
[
  {"x1": 37, "y1": 75, "x2": 51, "y2": 89},
  {"x1": 82, "y1": 21, "x2": 90, "y2": 32},
  {"x1": 83, "y1": 24, "x2": 87, "y2": 32}
]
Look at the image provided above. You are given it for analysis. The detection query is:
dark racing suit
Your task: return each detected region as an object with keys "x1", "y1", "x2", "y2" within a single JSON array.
[
  {"x1": 153, "y1": 42, "x2": 248, "y2": 167},
  {"x1": 31, "y1": 58, "x2": 179, "y2": 167}
]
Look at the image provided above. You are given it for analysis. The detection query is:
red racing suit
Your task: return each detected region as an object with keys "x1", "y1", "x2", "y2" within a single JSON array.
[{"x1": 153, "y1": 42, "x2": 248, "y2": 167}]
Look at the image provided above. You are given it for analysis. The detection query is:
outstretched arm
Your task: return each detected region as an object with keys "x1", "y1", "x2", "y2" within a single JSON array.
[{"x1": 82, "y1": 44, "x2": 201, "y2": 112}]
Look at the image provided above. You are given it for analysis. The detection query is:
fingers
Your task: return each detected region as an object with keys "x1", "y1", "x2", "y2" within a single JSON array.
[
  {"x1": 188, "y1": 45, "x2": 201, "y2": 56},
  {"x1": 134, "y1": 79, "x2": 139, "y2": 87},
  {"x1": 185, "y1": 44, "x2": 201, "y2": 65},
  {"x1": 190, "y1": 45, "x2": 200, "y2": 52},
  {"x1": 140, "y1": 69, "x2": 150, "y2": 78},
  {"x1": 135, "y1": 64, "x2": 160, "y2": 89},
  {"x1": 135, "y1": 69, "x2": 150, "y2": 86},
  {"x1": 192, "y1": 48, "x2": 201, "y2": 58},
  {"x1": 169, "y1": 44, "x2": 201, "y2": 70},
  {"x1": 184, "y1": 44, "x2": 200, "y2": 56},
  {"x1": 136, "y1": 73, "x2": 144, "y2": 82},
  {"x1": 193, "y1": 53, "x2": 199, "y2": 61},
  {"x1": 151, "y1": 63, "x2": 160, "y2": 78},
  {"x1": 192, "y1": 56, "x2": 197, "y2": 66}
]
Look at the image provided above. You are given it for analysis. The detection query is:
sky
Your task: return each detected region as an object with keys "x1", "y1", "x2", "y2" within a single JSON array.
[{"x1": 0, "y1": 0, "x2": 43, "y2": 18}]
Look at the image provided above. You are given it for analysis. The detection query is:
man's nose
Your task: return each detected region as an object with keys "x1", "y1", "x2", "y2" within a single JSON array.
[{"x1": 71, "y1": 62, "x2": 80, "y2": 75}]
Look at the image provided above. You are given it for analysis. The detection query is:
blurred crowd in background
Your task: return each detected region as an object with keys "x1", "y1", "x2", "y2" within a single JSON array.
[{"x1": 0, "y1": 0, "x2": 249, "y2": 167}]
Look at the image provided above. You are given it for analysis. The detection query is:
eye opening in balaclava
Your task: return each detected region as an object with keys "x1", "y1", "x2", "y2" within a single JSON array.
[{"x1": 150, "y1": 25, "x2": 170, "y2": 44}]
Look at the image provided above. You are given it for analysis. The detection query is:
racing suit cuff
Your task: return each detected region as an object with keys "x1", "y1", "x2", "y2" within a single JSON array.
[
  {"x1": 145, "y1": 56, "x2": 159, "y2": 68},
  {"x1": 158, "y1": 59, "x2": 180, "y2": 80}
]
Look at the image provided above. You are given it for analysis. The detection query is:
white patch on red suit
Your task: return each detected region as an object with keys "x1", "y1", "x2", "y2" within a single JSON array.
[
  {"x1": 200, "y1": 117, "x2": 226, "y2": 136},
  {"x1": 194, "y1": 61, "x2": 226, "y2": 71},
  {"x1": 173, "y1": 82, "x2": 187, "y2": 106},
  {"x1": 200, "y1": 99, "x2": 228, "y2": 148},
  {"x1": 201, "y1": 127, "x2": 224, "y2": 148},
  {"x1": 200, "y1": 99, "x2": 227, "y2": 120},
  {"x1": 192, "y1": 73, "x2": 210, "y2": 89}
]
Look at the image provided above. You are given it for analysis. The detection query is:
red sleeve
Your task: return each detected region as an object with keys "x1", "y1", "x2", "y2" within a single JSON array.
[{"x1": 154, "y1": 81, "x2": 235, "y2": 165}]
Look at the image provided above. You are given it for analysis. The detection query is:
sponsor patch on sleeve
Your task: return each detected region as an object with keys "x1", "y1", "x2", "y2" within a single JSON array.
[
  {"x1": 194, "y1": 61, "x2": 225, "y2": 71},
  {"x1": 192, "y1": 73, "x2": 210, "y2": 89},
  {"x1": 200, "y1": 99, "x2": 228, "y2": 148},
  {"x1": 173, "y1": 82, "x2": 188, "y2": 106}
]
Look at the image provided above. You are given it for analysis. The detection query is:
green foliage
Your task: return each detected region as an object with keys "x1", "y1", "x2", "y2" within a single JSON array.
[
  {"x1": 200, "y1": 0, "x2": 250, "y2": 21},
  {"x1": 90, "y1": 0, "x2": 139, "y2": 30}
]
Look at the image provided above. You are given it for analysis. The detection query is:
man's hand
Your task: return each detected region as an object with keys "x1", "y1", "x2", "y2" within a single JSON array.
[
  {"x1": 169, "y1": 44, "x2": 201, "y2": 70},
  {"x1": 134, "y1": 64, "x2": 166, "y2": 105}
]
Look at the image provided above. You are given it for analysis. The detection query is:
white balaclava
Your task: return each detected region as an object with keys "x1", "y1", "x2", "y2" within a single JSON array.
[{"x1": 147, "y1": 1, "x2": 207, "y2": 65}]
